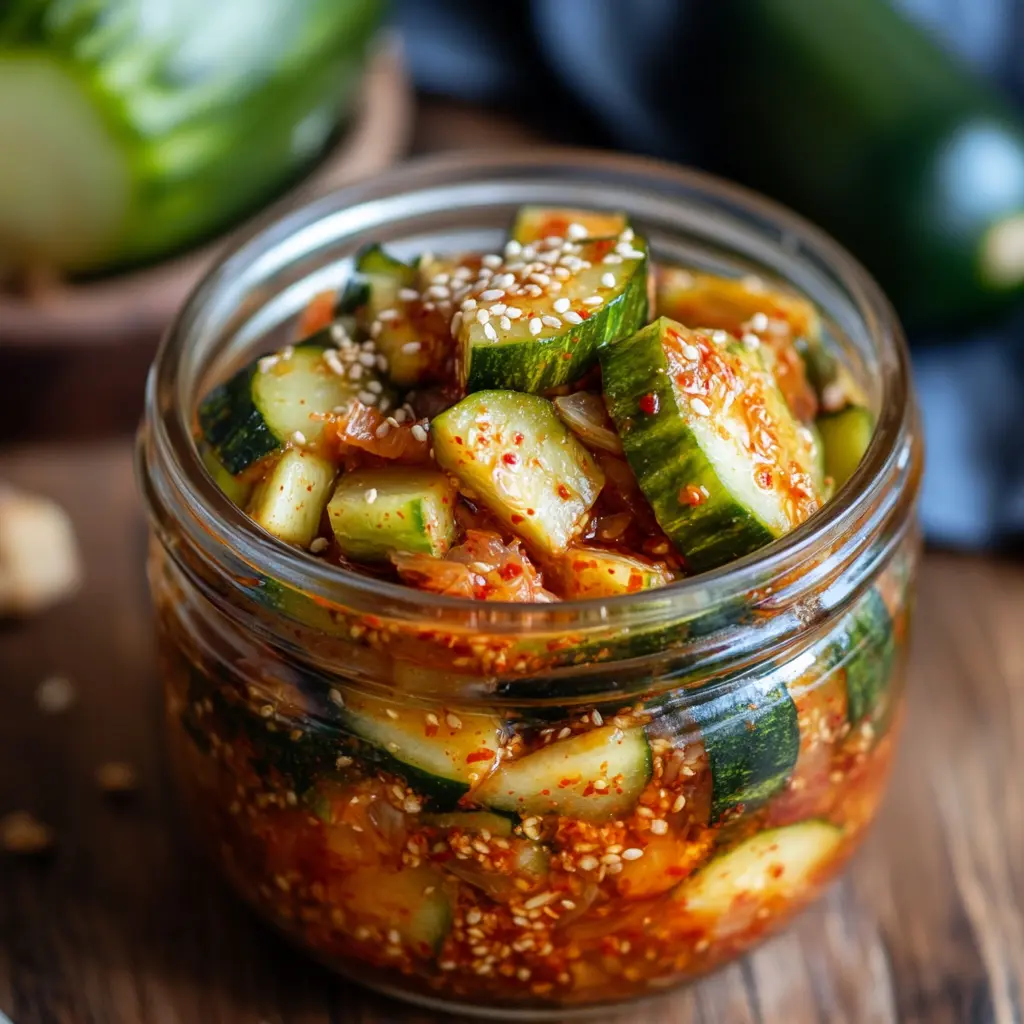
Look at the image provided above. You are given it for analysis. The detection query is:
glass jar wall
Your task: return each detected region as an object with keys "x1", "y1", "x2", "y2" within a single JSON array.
[{"x1": 139, "y1": 152, "x2": 922, "y2": 1018}]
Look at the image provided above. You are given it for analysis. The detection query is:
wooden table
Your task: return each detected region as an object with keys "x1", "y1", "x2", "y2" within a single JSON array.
[{"x1": 2, "y1": 440, "x2": 1023, "y2": 1024}]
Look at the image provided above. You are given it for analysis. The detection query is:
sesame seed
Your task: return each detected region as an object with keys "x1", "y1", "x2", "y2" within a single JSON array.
[
  {"x1": 672, "y1": 793, "x2": 687, "y2": 813},
  {"x1": 649, "y1": 819, "x2": 669, "y2": 835},
  {"x1": 529, "y1": 317, "x2": 543, "y2": 336},
  {"x1": 583, "y1": 295, "x2": 603, "y2": 306},
  {"x1": 476, "y1": 308, "x2": 491, "y2": 325},
  {"x1": 529, "y1": 272, "x2": 551, "y2": 287},
  {"x1": 578, "y1": 855, "x2": 599, "y2": 871},
  {"x1": 370, "y1": 321, "x2": 382, "y2": 339},
  {"x1": 366, "y1": 379, "x2": 384, "y2": 394},
  {"x1": 35, "y1": 674, "x2": 75, "y2": 714},
  {"x1": 358, "y1": 351, "x2": 377, "y2": 367},
  {"x1": 504, "y1": 240, "x2": 523, "y2": 257},
  {"x1": 330, "y1": 322, "x2": 350, "y2": 343},
  {"x1": 567, "y1": 222, "x2": 588, "y2": 240},
  {"x1": 553, "y1": 266, "x2": 571, "y2": 280},
  {"x1": 600, "y1": 272, "x2": 617, "y2": 288},
  {"x1": 497, "y1": 315, "x2": 511, "y2": 331},
  {"x1": 376, "y1": 354, "x2": 389, "y2": 372},
  {"x1": 328, "y1": 688, "x2": 345, "y2": 707},
  {"x1": 401, "y1": 341, "x2": 422, "y2": 354},
  {"x1": 541, "y1": 315, "x2": 562, "y2": 329},
  {"x1": 602, "y1": 254, "x2": 623, "y2": 265},
  {"x1": 335, "y1": 755, "x2": 353, "y2": 768},
  {"x1": 309, "y1": 537, "x2": 329, "y2": 554},
  {"x1": 291, "y1": 431, "x2": 306, "y2": 445},
  {"x1": 377, "y1": 308, "x2": 399, "y2": 322},
  {"x1": 524, "y1": 283, "x2": 543, "y2": 298},
  {"x1": 348, "y1": 363, "x2": 364, "y2": 380},
  {"x1": 258, "y1": 355, "x2": 280, "y2": 373},
  {"x1": 479, "y1": 288, "x2": 505, "y2": 302},
  {"x1": 621, "y1": 847, "x2": 644, "y2": 861},
  {"x1": 484, "y1": 322, "x2": 498, "y2": 342},
  {"x1": 690, "y1": 397, "x2": 711, "y2": 417},
  {"x1": 445, "y1": 712, "x2": 462, "y2": 729},
  {"x1": 563, "y1": 311, "x2": 583, "y2": 325},
  {"x1": 750, "y1": 311, "x2": 769, "y2": 332},
  {"x1": 427, "y1": 285, "x2": 450, "y2": 299},
  {"x1": 393, "y1": 408, "x2": 408, "y2": 424},
  {"x1": 711, "y1": 329, "x2": 729, "y2": 344},
  {"x1": 398, "y1": 287, "x2": 420, "y2": 302},
  {"x1": 493, "y1": 273, "x2": 517, "y2": 289},
  {"x1": 742, "y1": 332, "x2": 761, "y2": 349},
  {"x1": 524, "y1": 891, "x2": 556, "y2": 909},
  {"x1": 591, "y1": 709, "x2": 603, "y2": 726},
  {"x1": 682, "y1": 343, "x2": 700, "y2": 361},
  {"x1": 489, "y1": 302, "x2": 507, "y2": 315},
  {"x1": 553, "y1": 297, "x2": 571, "y2": 313},
  {"x1": 462, "y1": 297, "x2": 478, "y2": 311},
  {"x1": 411, "y1": 424, "x2": 428, "y2": 442},
  {"x1": 280, "y1": 345, "x2": 295, "y2": 360},
  {"x1": 365, "y1": 488, "x2": 378, "y2": 504},
  {"x1": 620, "y1": 227, "x2": 635, "y2": 242},
  {"x1": 482, "y1": 253, "x2": 503, "y2": 268},
  {"x1": 375, "y1": 422, "x2": 391, "y2": 438},
  {"x1": 451, "y1": 311, "x2": 463, "y2": 334},
  {"x1": 357, "y1": 390, "x2": 377, "y2": 405},
  {"x1": 425, "y1": 712, "x2": 439, "y2": 727}
]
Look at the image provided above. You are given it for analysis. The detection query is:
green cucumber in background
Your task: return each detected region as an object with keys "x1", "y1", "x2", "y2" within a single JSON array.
[
  {"x1": 689, "y1": 0, "x2": 1024, "y2": 328},
  {"x1": 0, "y1": 0, "x2": 384, "y2": 278}
]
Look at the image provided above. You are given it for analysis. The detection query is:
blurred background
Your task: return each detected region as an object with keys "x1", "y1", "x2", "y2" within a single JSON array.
[{"x1": 2, "y1": 3, "x2": 1024, "y2": 1022}]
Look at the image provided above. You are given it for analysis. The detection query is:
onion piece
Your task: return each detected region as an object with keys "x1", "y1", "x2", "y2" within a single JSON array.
[{"x1": 553, "y1": 392, "x2": 624, "y2": 455}]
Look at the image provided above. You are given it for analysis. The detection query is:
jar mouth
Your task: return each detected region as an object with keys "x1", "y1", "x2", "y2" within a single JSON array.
[{"x1": 146, "y1": 147, "x2": 918, "y2": 628}]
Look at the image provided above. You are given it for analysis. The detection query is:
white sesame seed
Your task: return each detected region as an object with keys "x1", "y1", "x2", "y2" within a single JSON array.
[
  {"x1": 376, "y1": 354, "x2": 389, "y2": 372},
  {"x1": 750, "y1": 311, "x2": 769, "y2": 332},
  {"x1": 621, "y1": 847, "x2": 644, "y2": 861},
  {"x1": 567, "y1": 222, "x2": 588, "y2": 240},
  {"x1": 445, "y1": 712, "x2": 462, "y2": 729},
  {"x1": 370, "y1": 321, "x2": 382, "y2": 338},
  {"x1": 348, "y1": 363, "x2": 364, "y2": 380},
  {"x1": 309, "y1": 537, "x2": 329, "y2": 554},
  {"x1": 578, "y1": 855, "x2": 599, "y2": 871},
  {"x1": 602, "y1": 254, "x2": 623, "y2": 265},
  {"x1": 427, "y1": 285, "x2": 450, "y2": 300},
  {"x1": 499, "y1": 316, "x2": 512, "y2": 331},
  {"x1": 553, "y1": 266, "x2": 571, "y2": 280},
  {"x1": 483, "y1": 322, "x2": 499, "y2": 342},
  {"x1": 528, "y1": 272, "x2": 551, "y2": 287},
  {"x1": 583, "y1": 295, "x2": 603, "y2": 306},
  {"x1": 375, "y1": 422, "x2": 390, "y2": 438},
  {"x1": 619, "y1": 227, "x2": 635, "y2": 242},
  {"x1": 357, "y1": 389, "x2": 377, "y2": 404},
  {"x1": 592, "y1": 709, "x2": 603, "y2": 726},
  {"x1": 493, "y1": 273, "x2": 517, "y2": 289},
  {"x1": 482, "y1": 253, "x2": 503, "y2": 268},
  {"x1": 649, "y1": 819, "x2": 669, "y2": 835},
  {"x1": 682, "y1": 343, "x2": 700, "y2": 361},
  {"x1": 552, "y1": 297, "x2": 571, "y2": 313},
  {"x1": 398, "y1": 287, "x2": 420, "y2": 302},
  {"x1": 479, "y1": 288, "x2": 505, "y2": 302},
  {"x1": 690, "y1": 397, "x2": 711, "y2": 417},
  {"x1": 504, "y1": 240, "x2": 522, "y2": 257},
  {"x1": 711, "y1": 329, "x2": 729, "y2": 344},
  {"x1": 563, "y1": 311, "x2": 583, "y2": 325},
  {"x1": 330, "y1": 322, "x2": 350, "y2": 344},
  {"x1": 600, "y1": 272, "x2": 616, "y2": 288},
  {"x1": 291, "y1": 430, "x2": 306, "y2": 445},
  {"x1": 280, "y1": 345, "x2": 294, "y2": 360},
  {"x1": 451, "y1": 311, "x2": 463, "y2": 334},
  {"x1": 411, "y1": 424, "x2": 428, "y2": 442},
  {"x1": 365, "y1": 488, "x2": 378, "y2": 503},
  {"x1": 393, "y1": 408, "x2": 408, "y2": 424},
  {"x1": 742, "y1": 332, "x2": 761, "y2": 349},
  {"x1": 366, "y1": 379, "x2": 384, "y2": 394},
  {"x1": 401, "y1": 341, "x2": 422, "y2": 354},
  {"x1": 504, "y1": 306, "x2": 522, "y2": 319},
  {"x1": 524, "y1": 283, "x2": 543, "y2": 298},
  {"x1": 621, "y1": 248, "x2": 646, "y2": 259},
  {"x1": 462, "y1": 297, "x2": 478, "y2": 311},
  {"x1": 377, "y1": 308, "x2": 399, "y2": 322},
  {"x1": 358, "y1": 351, "x2": 377, "y2": 367},
  {"x1": 529, "y1": 317, "x2": 543, "y2": 336},
  {"x1": 476, "y1": 308, "x2": 491, "y2": 325},
  {"x1": 489, "y1": 302, "x2": 507, "y2": 316},
  {"x1": 541, "y1": 315, "x2": 562, "y2": 329},
  {"x1": 258, "y1": 355, "x2": 280, "y2": 373}
]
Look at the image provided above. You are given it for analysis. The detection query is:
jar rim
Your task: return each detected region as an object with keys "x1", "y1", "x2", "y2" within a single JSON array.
[{"x1": 145, "y1": 147, "x2": 918, "y2": 630}]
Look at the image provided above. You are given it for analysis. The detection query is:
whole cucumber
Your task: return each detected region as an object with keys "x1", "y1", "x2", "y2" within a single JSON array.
[{"x1": 689, "y1": 0, "x2": 1024, "y2": 328}]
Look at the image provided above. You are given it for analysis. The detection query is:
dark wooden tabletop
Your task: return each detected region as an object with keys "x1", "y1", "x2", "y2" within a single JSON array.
[{"x1": 3, "y1": 101, "x2": 1024, "y2": 1024}]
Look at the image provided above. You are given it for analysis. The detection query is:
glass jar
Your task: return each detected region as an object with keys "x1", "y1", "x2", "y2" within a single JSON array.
[{"x1": 137, "y1": 151, "x2": 922, "y2": 1019}]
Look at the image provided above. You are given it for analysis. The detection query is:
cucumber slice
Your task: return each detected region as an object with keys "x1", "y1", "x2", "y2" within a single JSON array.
[
  {"x1": 689, "y1": 670, "x2": 800, "y2": 821},
  {"x1": 198, "y1": 344, "x2": 356, "y2": 474},
  {"x1": 816, "y1": 405, "x2": 874, "y2": 490},
  {"x1": 247, "y1": 449, "x2": 336, "y2": 548},
  {"x1": 510, "y1": 206, "x2": 629, "y2": 244},
  {"x1": 343, "y1": 244, "x2": 443, "y2": 387},
  {"x1": 340, "y1": 690, "x2": 506, "y2": 809},
  {"x1": 198, "y1": 441, "x2": 253, "y2": 507},
  {"x1": 831, "y1": 587, "x2": 896, "y2": 727},
  {"x1": 805, "y1": 422, "x2": 828, "y2": 498},
  {"x1": 600, "y1": 318, "x2": 822, "y2": 573},
  {"x1": 674, "y1": 821, "x2": 843, "y2": 917},
  {"x1": 474, "y1": 725, "x2": 652, "y2": 823},
  {"x1": 457, "y1": 234, "x2": 649, "y2": 394},
  {"x1": 554, "y1": 547, "x2": 676, "y2": 598},
  {"x1": 337, "y1": 865, "x2": 451, "y2": 956},
  {"x1": 326, "y1": 468, "x2": 457, "y2": 561},
  {"x1": 552, "y1": 392, "x2": 624, "y2": 455},
  {"x1": 420, "y1": 811, "x2": 514, "y2": 837},
  {"x1": 431, "y1": 391, "x2": 605, "y2": 557}
]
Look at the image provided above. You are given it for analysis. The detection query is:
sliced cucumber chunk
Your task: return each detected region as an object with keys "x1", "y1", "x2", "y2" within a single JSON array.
[
  {"x1": 431, "y1": 391, "x2": 604, "y2": 557},
  {"x1": 198, "y1": 440, "x2": 253, "y2": 507},
  {"x1": 340, "y1": 690, "x2": 505, "y2": 809},
  {"x1": 247, "y1": 449, "x2": 336, "y2": 548},
  {"x1": 458, "y1": 235, "x2": 649, "y2": 394},
  {"x1": 198, "y1": 345, "x2": 356, "y2": 474},
  {"x1": 510, "y1": 206, "x2": 629, "y2": 244},
  {"x1": 674, "y1": 821, "x2": 843, "y2": 917},
  {"x1": 326, "y1": 469, "x2": 456, "y2": 561},
  {"x1": 601, "y1": 318, "x2": 822, "y2": 573},
  {"x1": 689, "y1": 669, "x2": 800, "y2": 821},
  {"x1": 831, "y1": 587, "x2": 896, "y2": 727},
  {"x1": 554, "y1": 547, "x2": 676, "y2": 598},
  {"x1": 474, "y1": 725, "x2": 652, "y2": 823},
  {"x1": 338, "y1": 865, "x2": 452, "y2": 956},
  {"x1": 552, "y1": 392, "x2": 624, "y2": 455},
  {"x1": 420, "y1": 811, "x2": 514, "y2": 837},
  {"x1": 816, "y1": 405, "x2": 875, "y2": 490}
]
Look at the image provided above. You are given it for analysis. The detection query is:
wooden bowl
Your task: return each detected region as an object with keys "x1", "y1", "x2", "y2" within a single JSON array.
[{"x1": 0, "y1": 39, "x2": 414, "y2": 349}]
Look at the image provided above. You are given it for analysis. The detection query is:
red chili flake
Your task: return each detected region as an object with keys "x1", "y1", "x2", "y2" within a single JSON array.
[
  {"x1": 526, "y1": 508, "x2": 536, "y2": 516},
  {"x1": 769, "y1": 864, "x2": 785, "y2": 879},
  {"x1": 454, "y1": 435, "x2": 464, "y2": 445},
  {"x1": 510, "y1": 513, "x2": 525, "y2": 525},
  {"x1": 756, "y1": 468, "x2": 774, "y2": 489},
  {"x1": 499, "y1": 563, "x2": 523, "y2": 580},
  {"x1": 425, "y1": 725, "x2": 439, "y2": 738},
  {"x1": 502, "y1": 452, "x2": 519, "y2": 466},
  {"x1": 556, "y1": 483, "x2": 571, "y2": 500},
  {"x1": 466, "y1": 749, "x2": 496, "y2": 764},
  {"x1": 627, "y1": 571, "x2": 644, "y2": 593},
  {"x1": 576, "y1": 308, "x2": 590, "y2": 320},
  {"x1": 638, "y1": 392, "x2": 659, "y2": 415},
  {"x1": 513, "y1": 432, "x2": 525, "y2": 445},
  {"x1": 679, "y1": 484, "x2": 705, "y2": 506}
]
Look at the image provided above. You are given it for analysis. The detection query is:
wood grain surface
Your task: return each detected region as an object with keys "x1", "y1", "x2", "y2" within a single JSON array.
[{"x1": 1, "y1": 440, "x2": 1023, "y2": 1024}]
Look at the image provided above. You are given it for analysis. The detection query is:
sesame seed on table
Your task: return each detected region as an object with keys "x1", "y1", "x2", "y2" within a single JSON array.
[{"x1": 1, "y1": 102, "x2": 1023, "y2": 1024}]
